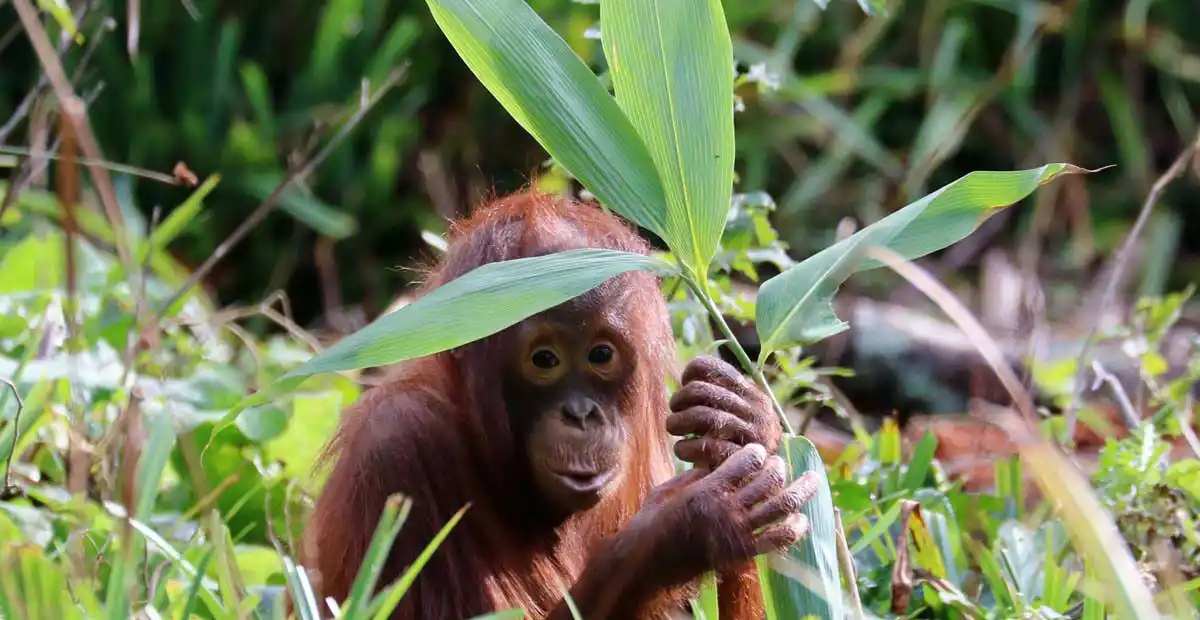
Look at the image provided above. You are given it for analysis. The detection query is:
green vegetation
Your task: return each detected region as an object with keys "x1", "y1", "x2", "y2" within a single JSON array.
[{"x1": 2, "y1": 0, "x2": 1199, "y2": 618}]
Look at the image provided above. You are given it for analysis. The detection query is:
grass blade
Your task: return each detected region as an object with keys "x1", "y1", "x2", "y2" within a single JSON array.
[
  {"x1": 369, "y1": 505, "x2": 470, "y2": 619},
  {"x1": 339, "y1": 495, "x2": 414, "y2": 618},
  {"x1": 600, "y1": 0, "x2": 734, "y2": 276},
  {"x1": 145, "y1": 174, "x2": 220, "y2": 255},
  {"x1": 104, "y1": 411, "x2": 176, "y2": 620}
]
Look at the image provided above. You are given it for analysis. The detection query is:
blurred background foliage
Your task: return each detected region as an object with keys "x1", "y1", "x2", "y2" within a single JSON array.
[{"x1": 3, "y1": 0, "x2": 1198, "y2": 331}]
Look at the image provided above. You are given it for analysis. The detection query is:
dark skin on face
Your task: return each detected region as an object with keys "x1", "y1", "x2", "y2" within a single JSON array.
[
  {"x1": 504, "y1": 305, "x2": 635, "y2": 518},
  {"x1": 543, "y1": 353, "x2": 822, "y2": 620},
  {"x1": 508, "y1": 304, "x2": 822, "y2": 619},
  {"x1": 303, "y1": 191, "x2": 820, "y2": 620}
]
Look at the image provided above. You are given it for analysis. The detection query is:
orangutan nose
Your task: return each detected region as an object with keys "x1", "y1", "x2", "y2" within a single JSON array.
[{"x1": 561, "y1": 396, "x2": 602, "y2": 428}]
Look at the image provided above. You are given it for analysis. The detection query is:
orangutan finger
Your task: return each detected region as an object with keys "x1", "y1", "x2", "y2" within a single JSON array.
[
  {"x1": 674, "y1": 437, "x2": 742, "y2": 469},
  {"x1": 703, "y1": 443, "x2": 767, "y2": 491},
  {"x1": 735, "y1": 455, "x2": 787, "y2": 508},
  {"x1": 669, "y1": 381, "x2": 758, "y2": 423},
  {"x1": 753, "y1": 514, "x2": 810, "y2": 555},
  {"x1": 681, "y1": 356, "x2": 762, "y2": 401},
  {"x1": 665, "y1": 406, "x2": 757, "y2": 444},
  {"x1": 746, "y1": 471, "x2": 820, "y2": 529}
]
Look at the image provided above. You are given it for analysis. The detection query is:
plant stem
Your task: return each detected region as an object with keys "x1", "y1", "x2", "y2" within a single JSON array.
[{"x1": 683, "y1": 275, "x2": 796, "y2": 437}]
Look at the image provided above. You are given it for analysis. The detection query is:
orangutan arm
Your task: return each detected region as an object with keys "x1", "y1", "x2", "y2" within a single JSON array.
[{"x1": 547, "y1": 445, "x2": 818, "y2": 620}]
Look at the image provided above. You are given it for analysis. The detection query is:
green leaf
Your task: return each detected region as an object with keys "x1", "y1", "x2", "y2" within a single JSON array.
[
  {"x1": 146, "y1": 175, "x2": 220, "y2": 254},
  {"x1": 224, "y1": 249, "x2": 673, "y2": 423},
  {"x1": 692, "y1": 572, "x2": 720, "y2": 619},
  {"x1": 105, "y1": 412, "x2": 176, "y2": 620},
  {"x1": 370, "y1": 505, "x2": 469, "y2": 620},
  {"x1": 340, "y1": 496, "x2": 413, "y2": 620},
  {"x1": 902, "y1": 431, "x2": 938, "y2": 492},
  {"x1": 0, "y1": 229, "x2": 65, "y2": 293},
  {"x1": 425, "y1": 0, "x2": 668, "y2": 238},
  {"x1": 760, "y1": 435, "x2": 843, "y2": 620},
  {"x1": 600, "y1": 0, "x2": 734, "y2": 275},
  {"x1": 756, "y1": 164, "x2": 1089, "y2": 355},
  {"x1": 234, "y1": 546, "x2": 284, "y2": 586},
  {"x1": 268, "y1": 390, "x2": 348, "y2": 480}
]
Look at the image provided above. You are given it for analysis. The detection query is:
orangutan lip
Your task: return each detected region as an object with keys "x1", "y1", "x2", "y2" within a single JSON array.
[{"x1": 554, "y1": 469, "x2": 612, "y2": 493}]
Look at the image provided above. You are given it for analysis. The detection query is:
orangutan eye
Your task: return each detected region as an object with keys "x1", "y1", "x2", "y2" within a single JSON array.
[
  {"x1": 531, "y1": 349, "x2": 560, "y2": 369},
  {"x1": 588, "y1": 344, "x2": 614, "y2": 365}
]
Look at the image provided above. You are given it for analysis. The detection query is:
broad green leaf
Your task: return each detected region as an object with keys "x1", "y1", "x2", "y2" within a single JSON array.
[
  {"x1": 759, "y1": 435, "x2": 843, "y2": 620},
  {"x1": 600, "y1": 0, "x2": 734, "y2": 275},
  {"x1": 223, "y1": 249, "x2": 673, "y2": 423},
  {"x1": 0, "y1": 230, "x2": 65, "y2": 293},
  {"x1": 425, "y1": 0, "x2": 668, "y2": 238},
  {"x1": 268, "y1": 390, "x2": 348, "y2": 481},
  {"x1": 756, "y1": 164, "x2": 1088, "y2": 356},
  {"x1": 235, "y1": 547, "x2": 284, "y2": 586}
]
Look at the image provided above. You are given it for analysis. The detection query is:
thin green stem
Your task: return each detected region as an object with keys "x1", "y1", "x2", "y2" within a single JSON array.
[{"x1": 682, "y1": 274, "x2": 796, "y2": 437}]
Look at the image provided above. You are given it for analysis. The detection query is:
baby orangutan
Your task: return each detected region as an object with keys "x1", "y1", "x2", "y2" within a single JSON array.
[{"x1": 304, "y1": 190, "x2": 818, "y2": 619}]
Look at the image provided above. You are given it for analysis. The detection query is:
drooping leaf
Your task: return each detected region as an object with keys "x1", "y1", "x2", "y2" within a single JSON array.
[
  {"x1": 224, "y1": 249, "x2": 674, "y2": 423},
  {"x1": 756, "y1": 164, "x2": 1090, "y2": 356},
  {"x1": 759, "y1": 435, "x2": 843, "y2": 619},
  {"x1": 600, "y1": 0, "x2": 734, "y2": 276},
  {"x1": 425, "y1": 0, "x2": 668, "y2": 238}
]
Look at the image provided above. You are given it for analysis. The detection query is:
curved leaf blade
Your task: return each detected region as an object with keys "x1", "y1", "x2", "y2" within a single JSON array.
[
  {"x1": 223, "y1": 249, "x2": 674, "y2": 423},
  {"x1": 756, "y1": 164, "x2": 1090, "y2": 355},
  {"x1": 759, "y1": 435, "x2": 844, "y2": 619},
  {"x1": 426, "y1": 0, "x2": 668, "y2": 238},
  {"x1": 600, "y1": 0, "x2": 735, "y2": 274}
]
